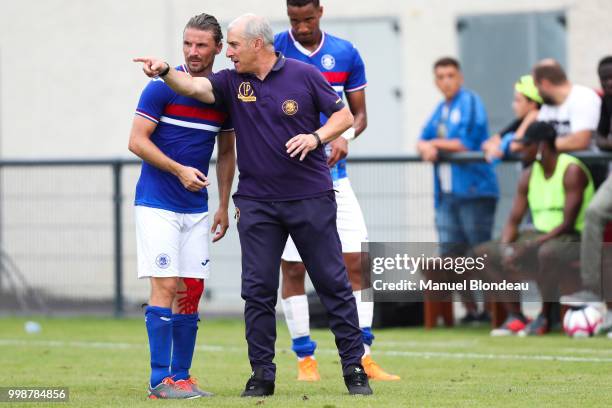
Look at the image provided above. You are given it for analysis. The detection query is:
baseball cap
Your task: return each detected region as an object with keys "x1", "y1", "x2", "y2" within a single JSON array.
[{"x1": 515, "y1": 75, "x2": 543, "y2": 104}]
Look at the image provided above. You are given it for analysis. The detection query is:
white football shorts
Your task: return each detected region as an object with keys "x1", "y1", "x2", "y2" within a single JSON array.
[
  {"x1": 135, "y1": 206, "x2": 211, "y2": 279},
  {"x1": 282, "y1": 177, "x2": 368, "y2": 262}
]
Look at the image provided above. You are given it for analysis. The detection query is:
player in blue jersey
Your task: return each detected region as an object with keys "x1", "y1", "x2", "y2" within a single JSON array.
[
  {"x1": 274, "y1": 0, "x2": 400, "y2": 382},
  {"x1": 128, "y1": 13, "x2": 235, "y2": 399}
]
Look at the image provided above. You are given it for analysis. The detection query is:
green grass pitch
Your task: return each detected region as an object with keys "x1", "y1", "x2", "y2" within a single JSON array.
[{"x1": 1, "y1": 317, "x2": 611, "y2": 407}]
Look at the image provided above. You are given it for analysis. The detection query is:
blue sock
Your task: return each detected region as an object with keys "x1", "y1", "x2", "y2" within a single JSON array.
[
  {"x1": 291, "y1": 335, "x2": 317, "y2": 358},
  {"x1": 170, "y1": 313, "x2": 199, "y2": 381},
  {"x1": 361, "y1": 327, "x2": 375, "y2": 346},
  {"x1": 145, "y1": 306, "x2": 173, "y2": 387}
]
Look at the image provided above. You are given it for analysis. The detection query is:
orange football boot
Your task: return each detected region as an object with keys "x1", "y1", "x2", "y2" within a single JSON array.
[
  {"x1": 297, "y1": 356, "x2": 320, "y2": 381},
  {"x1": 362, "y1": 355, "x2": 400, "y2": 381}
]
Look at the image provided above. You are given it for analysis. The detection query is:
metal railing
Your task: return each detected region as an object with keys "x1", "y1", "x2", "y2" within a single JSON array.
[{"x1": 0, "y1": 152, "x2": 609, "y2": 317}]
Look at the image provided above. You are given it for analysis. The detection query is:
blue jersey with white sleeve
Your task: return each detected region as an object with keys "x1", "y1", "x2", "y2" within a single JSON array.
[
  {"x1": 420, "y1": 88, "x2": 498, "y2": 206},
  {"x1": 274, "y1": 30, "x2": 367, "y2": 184},
  {"x1": 134, "y1": 65, "x2": 232, "y2": 213}
]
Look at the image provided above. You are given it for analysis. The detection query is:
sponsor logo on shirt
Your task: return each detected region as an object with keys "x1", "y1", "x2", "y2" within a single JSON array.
[
  {"x1": 321, "y1": 54, "x2": 335, "y2": 70},
  {"x1": 238, "y1": 82, "x2": 257, "y2": 102},
  {"x1": 547, "y1": 119, "x2": 571, "y2": 137},
  {"x1": 282, "y1": 99, "x2": 299, "y2": 115}
]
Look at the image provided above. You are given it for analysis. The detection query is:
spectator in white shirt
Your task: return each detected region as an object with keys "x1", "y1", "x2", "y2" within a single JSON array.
[{"x1": 526, "y1": 59, "x2": 601, "y2": 152}]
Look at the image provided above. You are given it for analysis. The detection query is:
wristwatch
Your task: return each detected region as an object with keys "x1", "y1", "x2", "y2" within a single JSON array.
[
  {"x1": 159, "y1": 62, "x2": 171, "y2": 77},
  {"x1": 311, "y1": 132, "x2": 322, "y2": 147}
]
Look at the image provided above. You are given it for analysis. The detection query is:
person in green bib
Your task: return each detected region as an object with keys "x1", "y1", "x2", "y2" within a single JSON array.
[{"x1": 476, "y1": 121, "x2": 594, "y2": 336}]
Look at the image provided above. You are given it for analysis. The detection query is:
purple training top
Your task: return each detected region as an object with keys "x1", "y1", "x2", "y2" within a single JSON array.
[{"x1": 209, "y1": 53, "x2": 345, "y2": 201}]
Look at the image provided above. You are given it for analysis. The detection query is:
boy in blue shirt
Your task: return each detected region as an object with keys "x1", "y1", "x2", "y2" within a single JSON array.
[{"x1": 417, "y1": 57, "x2": 499, "y2": 323}]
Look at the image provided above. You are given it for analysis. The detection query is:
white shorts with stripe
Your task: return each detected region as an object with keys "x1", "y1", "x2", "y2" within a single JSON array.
[
  {"x1": 135, "y1": 206, "x2": 211, "y2": 279},
  {"x1": 281, "y1": 177, "x2": 368, "y2": 262}
]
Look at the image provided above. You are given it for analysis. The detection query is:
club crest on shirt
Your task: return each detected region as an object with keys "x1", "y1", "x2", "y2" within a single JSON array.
[
  {"x1": 156, "y1": 253, "x2": 171, "y2": 269},
  {"x1": 321, "y1": 54, "x2": 335, "y2": 70},
  {"x1": 282, "y1": 99, "x2": 299, "y2": 115},
  {"x1": 450, "y1": 109, "x2": 461, "y2": 124},
  {"x1": 238, "y1": 82, "x2": 257, "y2": 102}
]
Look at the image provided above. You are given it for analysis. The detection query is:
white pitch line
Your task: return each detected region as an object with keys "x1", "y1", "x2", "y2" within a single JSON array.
[
  {"x1": 561, "y1": 347, "x2": 612, "y2": 355},
  {"x1": 374, "y1": 340, "x2": 480, "y2": 348},
  {"x1": 1, "y1": 338, "x2": 612, "y2": 364},
  {"x1": 0, "y1": 339, "x2": 244, "y2": 353},
  {"x1": 353, "y1": 350, "x2": 612, "y2": 363}
]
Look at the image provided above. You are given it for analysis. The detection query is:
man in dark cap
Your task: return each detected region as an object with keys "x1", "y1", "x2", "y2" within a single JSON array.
[{"x1": 475, "y1": 121, "x2": 594, "y2": 336}]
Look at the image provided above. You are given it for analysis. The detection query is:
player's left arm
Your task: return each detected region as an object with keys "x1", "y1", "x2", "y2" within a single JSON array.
[
  {"x1": 327, "y1": 90, "x2": 367, "y2": 166},
  {"x1": 327, "y1": 46, "x2": 368, "y2": 166},
  {"x1": 345, "y1": 89, "x2": 367, "y2": 137},
  {"x1": 211, "y1": 129, "x2": 236, "y2": 243}
]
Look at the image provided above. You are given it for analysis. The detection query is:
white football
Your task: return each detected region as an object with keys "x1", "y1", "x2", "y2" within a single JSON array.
[{"x1": 563, "y1": 305, "x2": 603, "y2": 338}]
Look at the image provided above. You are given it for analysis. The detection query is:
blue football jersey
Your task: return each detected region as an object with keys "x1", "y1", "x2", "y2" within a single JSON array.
[
  {"x1": 134, "y1": 65, "x2": 232, "y2": 213},
  {"x1": 274, "y1": 31, "x2": 367, "y2": 182}
]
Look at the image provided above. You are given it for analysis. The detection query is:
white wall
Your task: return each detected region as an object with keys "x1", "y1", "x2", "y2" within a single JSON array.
[
  {"x1": 2, "y1": 0, "x2": 610, "y2": 313},
  {"x1": 1, "y1": 0, "x2": 611, "y2": 158}
]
